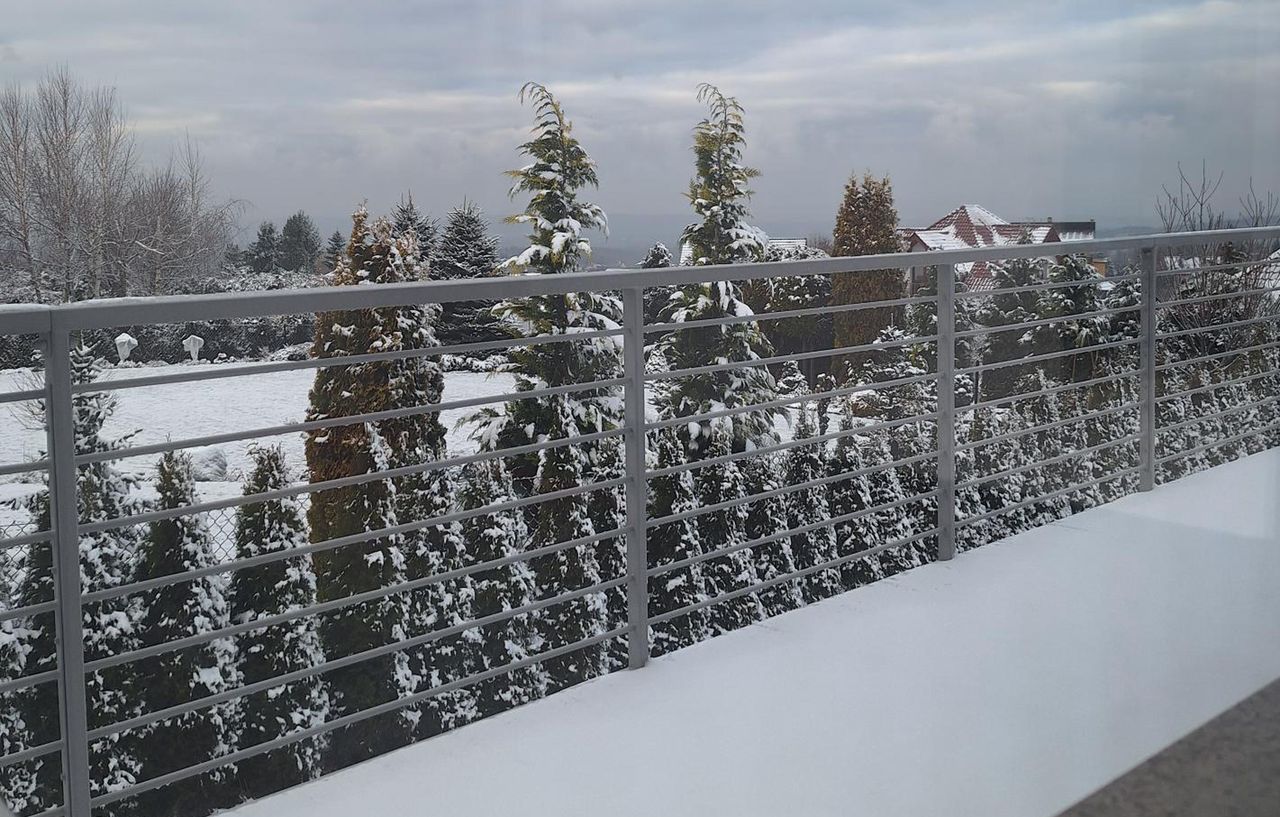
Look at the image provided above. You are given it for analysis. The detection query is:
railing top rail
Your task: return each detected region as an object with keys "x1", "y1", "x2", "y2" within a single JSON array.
[{"x1": 2, "y1": 225, "x2": 1278, "y2": 334}]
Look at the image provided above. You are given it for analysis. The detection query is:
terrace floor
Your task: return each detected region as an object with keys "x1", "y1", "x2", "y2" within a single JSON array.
[{"x1": 226, "y1": 449, "x2": 1280, "y2": 817}]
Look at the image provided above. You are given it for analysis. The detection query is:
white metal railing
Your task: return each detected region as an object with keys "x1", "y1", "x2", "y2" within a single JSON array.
[{"x1": 0, "y1": 225, "x2": 1278, "y2": 817}]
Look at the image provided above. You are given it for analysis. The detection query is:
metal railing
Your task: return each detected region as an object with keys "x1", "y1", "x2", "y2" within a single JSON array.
[{"x1": 0, "y1": 225, "x2": 1278, "y2": 817}]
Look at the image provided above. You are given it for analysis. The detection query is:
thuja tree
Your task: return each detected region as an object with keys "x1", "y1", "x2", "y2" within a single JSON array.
[
  {"x1": 975, "y1": 233, "x2": 1042, "y2": 401},
  {"x1": 305, "y1": 208, "x2": 424, "y2": 765},
  {"x1": 680, "y1": 84, "x2": 766, "y2": 267},
  {"x1": 228, "y1": 445, "x2": 329, "y2": 799},
  {"x1": 457, "y1": 457, "x2": 548, "y2": 717},
  {"x1": 8, "y1": 344, "x2": 144, "y2": 814},
  {"x1": 1030, "y1": 255, "x2": 1106, "y2": 385},
  {"x1": 645, "y1": 428, "x2": 712, "y2": 656},
  {"x1": 785, "y1": 401, "x2": 842, "y2": 603},
  {"x1": 830, "y1": 172, "x2": 903, "y2": 378},
  {"x1": 470, "y1": 83, "x2": 618, "y2": 691},
  {"x1": 132, "y1": 451, "x2": 238, "y2": 817}
]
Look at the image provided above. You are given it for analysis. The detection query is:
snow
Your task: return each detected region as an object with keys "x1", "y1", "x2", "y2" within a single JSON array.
[
  {"x1": 0, "y1": 363, "x2": 518, "y2": 481},
  {"x1": 224, "y1": 449, "x2": 1280, "y2": 817}
]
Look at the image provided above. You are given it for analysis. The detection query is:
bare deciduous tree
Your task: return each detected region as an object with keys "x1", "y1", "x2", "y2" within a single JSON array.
[{"x1": 0, "y1": 68, "x2": 236, "y2": 303}]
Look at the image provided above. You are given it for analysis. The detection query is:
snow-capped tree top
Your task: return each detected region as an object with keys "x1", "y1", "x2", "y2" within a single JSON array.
[
  {"x1": 681, "y1": 84, "x2": 766, "y2": 266},
  {"x1": 503, "y1": 83, "x2": 607, "y2": 275}
]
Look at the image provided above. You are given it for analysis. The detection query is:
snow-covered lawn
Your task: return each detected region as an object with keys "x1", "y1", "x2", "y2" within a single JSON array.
[
  {"x1": 225, "y1": 448, "x2": 1280, "y2": 817},
  {"x1": 0, "y1": 362, "x2": 518, "y2": 481}
]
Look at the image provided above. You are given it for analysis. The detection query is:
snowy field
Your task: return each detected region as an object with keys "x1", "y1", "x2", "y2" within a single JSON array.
[
  {"x1": 0, "y1": 363, "x2": 518, "y2": 478},
  {"x1": 225, "y1": 449, "x2": 1280, "y2": 817}
]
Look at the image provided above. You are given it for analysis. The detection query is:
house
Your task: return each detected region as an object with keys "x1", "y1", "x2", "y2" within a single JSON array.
[
  {"x1": 677, "y1": 236, "x2": 809, "y2": 265},
  {"x1": 900, "y1": 205, "x2": 1072, "y2": 292}
]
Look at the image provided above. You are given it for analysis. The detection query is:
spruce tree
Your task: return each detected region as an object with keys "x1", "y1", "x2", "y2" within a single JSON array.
[
  {"x1": 434, "y1": 200, "x2": 504, "y2": 346},
  {"x1": 279, "y1": 211, "x2": 323, "y2": 273},
  {"x1": 830, "y1": 172, "x2": 903, "y2": 377},
  {"x1": 305, "y1": 208, "x2": 425, "y2": 765},
  {"x1": 228, "y1": 445, "x2": 329, "y2": 800},
  {"x1": 323, "y1": 230, "x2": 346, "y2": 273},
  {"x1": 645, "y1": 428, "x2": 712, "y2": 656},
  {"x1": 132, "y1": 450, "x2": 238, "y2": 817},
  {"x1": 247, "y1": 221, "x2": 279, "y2": 275},
  {"x1": 458, "y1": 458, "x2": 548, "y2": 716},
  {"x1": 390, "y1": 194, "x2": 438, "y2": 267}
]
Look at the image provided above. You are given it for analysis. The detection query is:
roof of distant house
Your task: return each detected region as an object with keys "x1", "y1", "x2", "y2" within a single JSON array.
[{"x1": 902, "y1": 205, "x2": 1080, "y2": 290}]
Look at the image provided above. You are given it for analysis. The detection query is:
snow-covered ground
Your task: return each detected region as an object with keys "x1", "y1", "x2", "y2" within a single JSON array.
[
  {"x1": 225, "y1": 448, "x2": 1280, "y2": 817},
  {"x1": 0, "y1": 363, "x2": 519, "y2": 481}
]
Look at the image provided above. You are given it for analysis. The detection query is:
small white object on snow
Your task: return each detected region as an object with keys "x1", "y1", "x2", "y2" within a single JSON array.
[
  {"x1": 183, "y1": 334, "x2": 205, "y2": 362},
  {"x1": 188, "y1": 446, "x2": 229, "y2": 481},
  {"x1": 114, "y1": 332, "x2": 138, "y2": 363}
]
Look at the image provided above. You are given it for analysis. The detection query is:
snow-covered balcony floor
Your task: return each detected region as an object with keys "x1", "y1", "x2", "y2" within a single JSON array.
[{"x1": 227, "y1": 450, "x2": 1280, "y2": 817}]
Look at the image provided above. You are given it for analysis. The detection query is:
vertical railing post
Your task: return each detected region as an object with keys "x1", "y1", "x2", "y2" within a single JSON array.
[
  {"x1": 45, "y1": 327, "x2": 93, "y2": 817},
  {"x1": 1139, "y1": 246, "x2": 1157, "y2": 492},
  {"x1": 621, "y1": 286, "x2": 649, "y2": 669},
  {"x1": 936, "y1": 264, "x2": 957, "y2": 562}
]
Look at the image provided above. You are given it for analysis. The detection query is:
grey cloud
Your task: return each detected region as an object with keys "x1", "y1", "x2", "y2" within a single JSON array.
[{"x1": 4, "y1": 0, "x2": 1277, "y2": 247}]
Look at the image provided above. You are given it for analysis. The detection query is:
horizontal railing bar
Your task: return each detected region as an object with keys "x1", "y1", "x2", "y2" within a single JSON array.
[
  {"x1": 27, "y1": 226, "x2": 1275, "y2": 331},
  {"x1": 87, "y1": 578, "x2": 628, "y2": 740},
  {"x1": 1155, "y1": 260, "x2": 1271, "y2": 276},
  {"x1": 958, "y1": 369, "x2": 1140, "y2": 415},
  {"x1": 956, "y1": 433, "x2": 1141, "y2": 490},
  {"x1": 1157, "y1": 312, "x2": 1279, "y2": 341},
  {"x1": 650, "y1": 489, "x2": 939, "y2": 578},
  {"x1": 83, "y1": 523, "x2": 623, "y2": 675},
  {"x1": 0, "y1": 304, "x2": 51, "y2": 336},
  {"x1": 647, "y1": 412, "x2": 938, "y2": 480},
  {"x1": 81, "y1": 476, "x2": 627, "y2": 606},
  {"x1": 0, "y1": 600, "x2": 57, "y2": 624},
  {"x1": 1158, "y1": 286, "x2": 1280, "y2": 309},
  {"x1": 1158, "y1": 394, "x2": 1280, "y2": 435},
  {"x1": 649, "y1": 527, "x2": 939, "y2": 626},
  {"x1": 955, "y1": 272, "x2": 1143, "y2": 300},
  {"x1": 0, "y1": 530, "x2": 49, "y2": 551},
  {"x1": 646, "y1": 334, "x2": 938, "y2": 383},
  {"x1": 0, "y1": 458, "x2": 49, "y2": 478},
  {"x1": 1156, "y1": 368, "x2": 1278, "y2": 403},
  {"x1": 1155, "y1": 339, "x2": 1280, "y2": 372},
  {"x1": 953, "y1": 305, "x2": 1140, "y2": 339},
  {"x1": 71, "y1": 329, "x2": 624, "y2": 395},
  {"x1": 0, "y1": 387, "x2": 44, "y2": 405},
  {"x1": 0, "y1": 739, "x2": 63, "y2": 770},
  {"x1": 957, "y1": 465, "x2": 1142, "y2": 527},
  {"x1": 647, "y1": 371, "x2": 937, "y2": 432},
  {"x1": 79, "y1": 427, "x2": 625, "y2": 534},
  {"x1": 89, "y1": 624, "x2": 629, "y2": 807},
  {"x1": 957, "y1": 402, "x2": 1139, "y2": 452},
  {"x1": 1157, "y1": 420, "x2": 1280, "y2": 465},
  {"x1": 956, "y1": 338, "x2": 1140, "y2": 376},
  {"x1": 644, "y1": 294, "x2": 937, "y2": 334},
  {"x1": 75, "y1": 377, "x2": 627, "y2": 466},
  {"x1": 0, "y1": 668, "x2": 59, "y2": 695},
  {"x1": 646, "y1": 450, "x2": 937, "y2": 530}
]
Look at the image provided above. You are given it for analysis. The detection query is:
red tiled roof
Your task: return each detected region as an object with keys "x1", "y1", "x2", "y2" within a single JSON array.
[{"x1": 904, "y1": 205, "x2": 1062, "y2": 289}]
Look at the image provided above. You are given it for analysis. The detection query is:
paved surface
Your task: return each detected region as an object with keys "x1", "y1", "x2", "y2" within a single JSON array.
[{"x1": 1058, "y1": 677, "x2": 1280, "y2": 817}]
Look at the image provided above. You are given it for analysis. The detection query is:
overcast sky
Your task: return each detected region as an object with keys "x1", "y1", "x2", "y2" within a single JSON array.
[{"x1": 4, "y1": 0, "x2": 1278, "y2": 251}]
